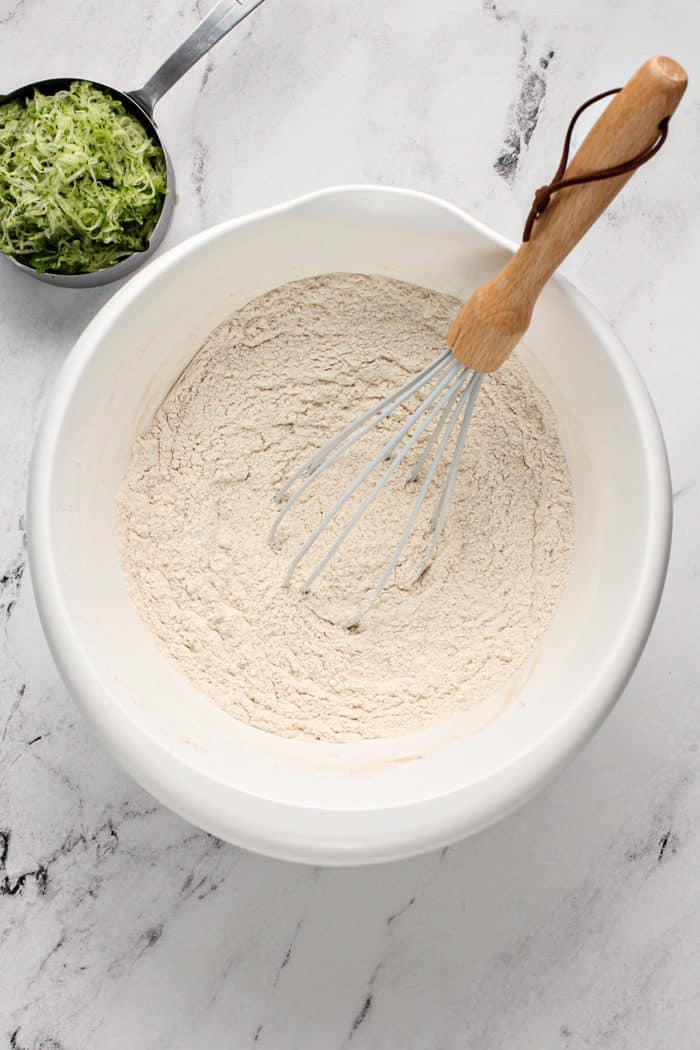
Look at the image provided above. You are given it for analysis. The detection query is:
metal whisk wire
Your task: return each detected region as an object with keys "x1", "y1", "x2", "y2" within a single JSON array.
[
  {"x1": 271, "y1": 350, "x2": 484, "y2": 626},
  {"x1": 344, "y1": 370, "x2": 482, "y2": 629},
  {"x1": 271, "y1": 348, "x2": 453, "y2": 514}
]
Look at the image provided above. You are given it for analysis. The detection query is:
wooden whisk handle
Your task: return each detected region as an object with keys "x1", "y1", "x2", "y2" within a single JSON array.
[{"x1": 447, "y1": 56, "x2": 688, "y2": 373}]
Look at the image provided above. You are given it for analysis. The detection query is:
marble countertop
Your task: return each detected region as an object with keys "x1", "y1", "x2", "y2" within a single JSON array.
[{"x1": 1, "y1": 1, "x2": 699, "y2": 1046}]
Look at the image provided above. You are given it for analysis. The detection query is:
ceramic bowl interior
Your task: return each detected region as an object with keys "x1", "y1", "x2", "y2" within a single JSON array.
[{"x1": 28, "y1": 187, "x2": 671, "y2": 864}]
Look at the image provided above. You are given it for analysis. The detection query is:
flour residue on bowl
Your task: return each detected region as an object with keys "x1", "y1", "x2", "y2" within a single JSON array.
[{"x1": 116, "y1": 273, "x2": 573, "y2": 742}]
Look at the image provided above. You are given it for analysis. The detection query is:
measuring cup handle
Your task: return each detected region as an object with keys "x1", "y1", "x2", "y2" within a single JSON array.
[{"x1": 131, "y1": 0, "x2": 267, "y2": 114}]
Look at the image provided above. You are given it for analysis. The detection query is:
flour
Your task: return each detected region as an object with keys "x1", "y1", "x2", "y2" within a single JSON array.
[{"x1": 117, "y1": 273, "x2": 573, "y2": 742}]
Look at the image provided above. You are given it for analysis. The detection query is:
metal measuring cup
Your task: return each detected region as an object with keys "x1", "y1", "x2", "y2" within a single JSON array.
[{"x1": 0, "y1": 0, "x2": 267, "y2": 288}]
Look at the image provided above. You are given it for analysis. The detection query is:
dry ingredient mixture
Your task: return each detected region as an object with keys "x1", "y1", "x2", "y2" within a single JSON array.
[{"x1": 117, "y1": 273, "x2": 573, "y2": 742}]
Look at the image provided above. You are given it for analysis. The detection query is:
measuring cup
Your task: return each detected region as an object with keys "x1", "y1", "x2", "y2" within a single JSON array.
[{"x1": 0, "y1": 0, "x2": 267, "y2": 288}]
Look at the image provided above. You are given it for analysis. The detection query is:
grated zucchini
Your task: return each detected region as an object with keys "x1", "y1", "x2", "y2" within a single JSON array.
[{"x1": 0, "y1": 80, "x2": 168, "y2": 275}]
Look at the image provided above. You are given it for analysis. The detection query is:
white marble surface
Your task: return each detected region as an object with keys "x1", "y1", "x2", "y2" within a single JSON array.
[{"x1": 1, "y1": 0, "x2": 699, "y2": 1045}]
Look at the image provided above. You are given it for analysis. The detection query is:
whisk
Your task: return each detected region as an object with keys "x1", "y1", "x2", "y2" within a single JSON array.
[{"x1": 272, "y1": 56, "x2": 686, "y2": 627}]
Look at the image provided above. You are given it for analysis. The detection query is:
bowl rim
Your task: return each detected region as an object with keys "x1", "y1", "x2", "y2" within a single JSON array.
[{"x1": 27, "y1": 184, "x2": 673, "y2": 864}]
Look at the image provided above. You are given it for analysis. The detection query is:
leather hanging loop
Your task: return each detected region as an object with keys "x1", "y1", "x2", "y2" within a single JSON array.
[{"x1": 522, "y1": 88, "x2": 672, "y2": 242}]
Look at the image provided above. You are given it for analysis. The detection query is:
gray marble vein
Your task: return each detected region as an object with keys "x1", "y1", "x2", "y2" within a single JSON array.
[
  {"x1": 494, "y1": 31, "x2": 555, "y2": 183},
  {"x1": 1, "y1": 0, "x2": 699, "y2": 1046}
]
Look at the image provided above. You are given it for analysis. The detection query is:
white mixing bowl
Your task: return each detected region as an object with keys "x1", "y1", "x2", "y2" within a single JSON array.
[{"x1": 28, "y1": 186, "x2": 671, "y2": 865}]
